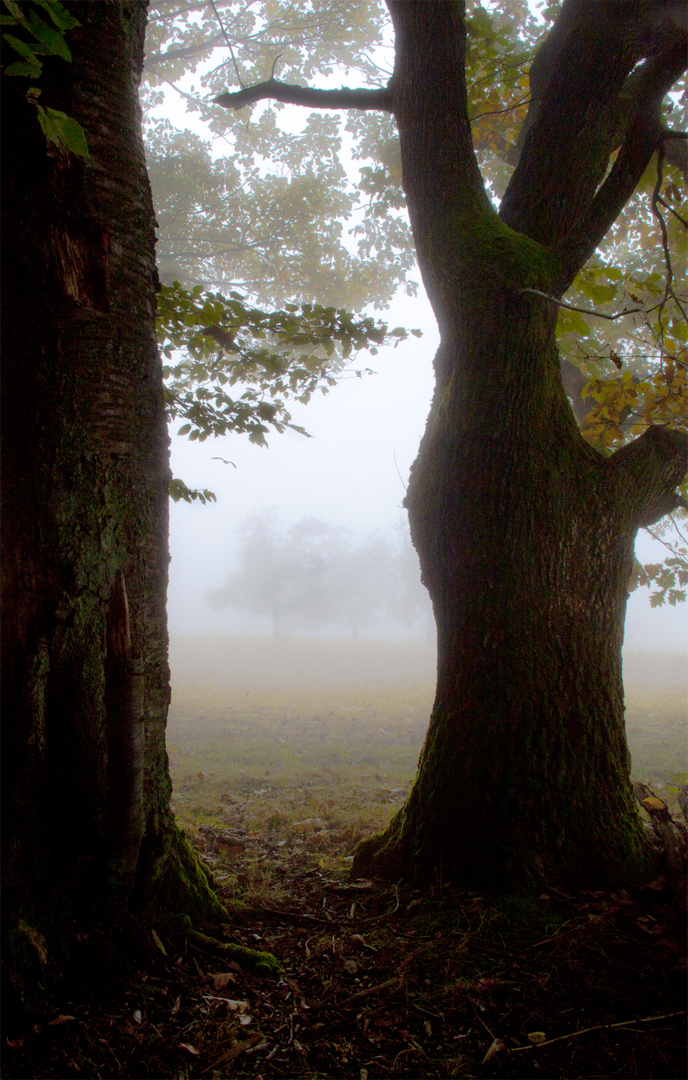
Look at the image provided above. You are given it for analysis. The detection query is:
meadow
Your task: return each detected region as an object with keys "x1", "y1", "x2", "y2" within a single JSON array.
[
  {"x1": 9, "y1": 638, "x2": 685, "y2": 1079},
  {"x1": 167, "y1": 635, "x2": 688, "y2": 892}
]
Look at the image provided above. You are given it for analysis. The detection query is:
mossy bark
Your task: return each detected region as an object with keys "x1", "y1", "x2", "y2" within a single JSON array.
[{"x1": 0, "y1": 1, "x2": 257, "y2": 1025}]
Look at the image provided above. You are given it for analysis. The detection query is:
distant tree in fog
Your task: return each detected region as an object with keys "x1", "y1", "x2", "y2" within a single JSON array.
[
  {"x1": 206, "y1": 512, "x2": 327, "y2": 637},
  {"x1": 206, "y1": 513, "x2": 430, "y2": 639},
  {"x1": 389, "y1": 525, "x2": 434, "y2": 641}
]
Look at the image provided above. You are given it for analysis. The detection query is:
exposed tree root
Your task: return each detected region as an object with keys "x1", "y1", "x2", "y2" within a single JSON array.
[{"x1": 633, "y1": 782, "x2": 688, "y2": 912}]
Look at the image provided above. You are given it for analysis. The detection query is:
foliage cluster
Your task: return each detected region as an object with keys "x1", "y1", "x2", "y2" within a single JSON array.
[{"x1": 158, "y1": 281, "x2": 416, "y2": 502}]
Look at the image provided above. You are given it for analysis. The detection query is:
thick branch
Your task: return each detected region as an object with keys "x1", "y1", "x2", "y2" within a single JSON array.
[
  {"x1": 144, "y1": 35, "x2": 225, "y2": 71},
  {"x1": 385, "y1": 1, "x2": 490, "y2": 321},
  {"x1": 501, "y1": 0, "x2": 686, "y2": 269},
  {"x1": 556, "y1": 35, "x2": 688, "y2": 285},
  {"x1": 214, "y1": 79, "x2": 393, "y2": 112},
  {"x1": 611, "y1": 425, "x2": 688, "y2": 528},
  {"x1": 663, "y1": 131, "x2": 688, "y2": 180},
  {"x1": 501, "y1": 1, "x2": 639, "y2": 247}
]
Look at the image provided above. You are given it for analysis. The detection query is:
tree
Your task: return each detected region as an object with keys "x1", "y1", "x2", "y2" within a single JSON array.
[
  {"x1": 207, "y1": 512, "x2": 399, "y2": 638},
  {"x1": 1, "y1": 0, "x2": 276, "y2": 1026},
  {"x1": 214, "y1": 1, "x2": 688, "y2": 890},
  {"x1": 206, "y1": 511, "x2": 332, "y2": 637}
]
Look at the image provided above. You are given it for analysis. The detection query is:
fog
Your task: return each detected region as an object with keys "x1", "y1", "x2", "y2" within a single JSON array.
[{"x1": 167, "y1": 282, "x2": 688, "y2": 658}]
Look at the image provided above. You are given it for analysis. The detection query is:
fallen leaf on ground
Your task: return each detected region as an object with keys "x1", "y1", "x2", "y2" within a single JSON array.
[
  {"x1": 212, "y1": 972, "x2": 236, "y2": 990},
  {"x1": 179, "y1": 1042, "x2": 200, "y2": 1055},
  {"x1": 481, "y1": 1038, "x2": 505, "y2": 1064}
]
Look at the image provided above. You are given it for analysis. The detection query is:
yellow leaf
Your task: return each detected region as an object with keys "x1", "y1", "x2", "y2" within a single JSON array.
[
  {"x1": 641, "y1": 796, "x2": 666, "y2": 811},
  {"x1": 527, "y1": 1031, "x2": 547, "y2": 1045},
  {"x1": 151, "y1": 928, "x2": 167, "y2": 956}
]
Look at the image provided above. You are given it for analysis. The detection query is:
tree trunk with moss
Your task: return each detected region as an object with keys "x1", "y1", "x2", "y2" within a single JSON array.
[
  {"x1": 213, "y1": 1, "x2": 688, "y2": 891},
  {"x1": 1, "y1": 1, "x2": 226, "y2": 1025}
]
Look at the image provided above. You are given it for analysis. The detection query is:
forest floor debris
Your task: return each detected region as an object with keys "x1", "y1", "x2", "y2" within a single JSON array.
[
  {"x1": 4, "y1": 835, "x2": 686, "y2": 1079},
  {"x1": 3, "y1": 639, "x2": 686, "y2": 1079}
]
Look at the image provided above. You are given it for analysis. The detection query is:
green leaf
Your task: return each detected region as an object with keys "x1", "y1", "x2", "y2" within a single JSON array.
[
  {"x1": 25, "y1": 9, "x2": 72, "y2": 60},
  {"x1": 3, "y1": 31, "x2": 40, "y2": 60},
  {"x1": 33, "y1": 0, "x2": 80, "y2": 31},
  {"x1": 35, "y1": 105, "x2": 89, "y2": 156},
  {"x1": 4, "y1": 57, "x2": 41, "y2": 76}
]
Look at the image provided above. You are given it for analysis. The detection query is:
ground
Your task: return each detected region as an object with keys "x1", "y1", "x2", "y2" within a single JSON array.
[{"x1": 3, "y1": 637, "x2": 686, "y2": 1079}]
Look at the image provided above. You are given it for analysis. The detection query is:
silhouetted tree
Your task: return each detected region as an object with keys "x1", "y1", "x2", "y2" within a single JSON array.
[{"x1": 1, "y1": 1, "x2": 273, "y2": 1025}]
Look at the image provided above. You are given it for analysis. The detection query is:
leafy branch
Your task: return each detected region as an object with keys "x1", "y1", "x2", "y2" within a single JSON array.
[
  {"x1": 157, "y1": 282, "x2": 419, "y2": 502},
  {"x1": 1, "y1": 0, "x2": 89, "y2": 156}
]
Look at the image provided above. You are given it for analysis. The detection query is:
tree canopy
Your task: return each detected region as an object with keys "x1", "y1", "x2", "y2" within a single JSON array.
[{"x1": 142, "y1": 0, "x2": 687, "y2": 603}]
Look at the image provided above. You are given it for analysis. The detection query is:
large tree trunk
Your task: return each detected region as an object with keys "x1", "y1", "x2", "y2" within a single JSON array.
[
  {"x1": 1, "y1": 1, "x2": 220, "y2": 1024},
  {"x1": 355, "y1": 284, "x2": 685, "y2": 889},
  {"x1": 353, "y1": 0, "x2": 688, "y2": 891}
]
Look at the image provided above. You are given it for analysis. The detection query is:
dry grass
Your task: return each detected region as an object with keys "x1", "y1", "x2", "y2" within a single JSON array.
[{"x1": 167, "y1": 637, "x2": 687, "y2": 848}]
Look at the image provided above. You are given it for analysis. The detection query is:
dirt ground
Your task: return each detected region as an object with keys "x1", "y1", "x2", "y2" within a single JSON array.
[{"x1": 3, "y1": 637, "x2": 686, "y2": 1080}]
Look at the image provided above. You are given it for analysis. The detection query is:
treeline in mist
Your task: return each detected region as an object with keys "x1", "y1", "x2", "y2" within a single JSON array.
[{"x1": 205, "y1": 511, "x2": 433, "y2": 640}]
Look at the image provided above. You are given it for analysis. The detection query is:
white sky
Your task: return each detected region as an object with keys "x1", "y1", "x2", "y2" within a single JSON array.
[{"x1": 153, "y1": 26, "x2": 688, "y2": 654}]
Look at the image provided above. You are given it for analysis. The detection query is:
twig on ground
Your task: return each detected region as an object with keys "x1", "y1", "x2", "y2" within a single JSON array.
[{"x1": 507, "y1": 1010, "x2": 686, "y2": 1052}]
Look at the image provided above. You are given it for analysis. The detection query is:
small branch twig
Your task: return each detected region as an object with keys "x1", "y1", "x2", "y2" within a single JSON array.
[
  {"x1": 469, "y1": 95, "x2": 531, "y2": 123},
  {"x1": 209, "y1": 0, "x2": 245, "y2": 89},
  {"x1": 651, "y1": 140, "x2": 688, "y2": 326},
  {"x1": 507, "y1": 1011, "x2": 686, "y2": 1053},
  {"x1": 519, "y1": 289, "x2": 650, "y2": 321}
]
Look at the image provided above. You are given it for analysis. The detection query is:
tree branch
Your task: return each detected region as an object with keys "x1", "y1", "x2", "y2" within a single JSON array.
[
  {"x1": 501, "y1": 1, "x2": 687, "y2": 285},
  {"x1": 611, "y1": 425, "x2": 688, "y2": 528},
  {"x1": 501, "y1": 1, "x2": 641, "y2": 249},
  {"x1": 555, "y1": 33, "x2": 687, "y2": 286},
  {"x1": 385, "y1": 0, "x2": 490, "y2": 323},
  {"x1": 663, "y1": 130, "x2": 688, "y2": 180},
  {"x1": 144, "y1": 34, "x2": 225, "y2": 71},
  {"x1": 214, "y1": 78, "x2": 393, "y2": 112}
]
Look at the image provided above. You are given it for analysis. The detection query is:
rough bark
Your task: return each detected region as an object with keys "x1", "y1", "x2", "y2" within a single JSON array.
[{"x1": 1, "y1": 1, "x2": 223, "y2": 1024}]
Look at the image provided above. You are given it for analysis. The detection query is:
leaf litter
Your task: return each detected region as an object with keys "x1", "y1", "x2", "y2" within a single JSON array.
[{"x1": 4, "y1": 640, "x2": 686, "y2": 1078}]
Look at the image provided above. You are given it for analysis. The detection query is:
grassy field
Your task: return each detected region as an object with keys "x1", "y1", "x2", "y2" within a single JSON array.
[{"x1": 167, "y1": 636, "x2": 687, "y2": 889}]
